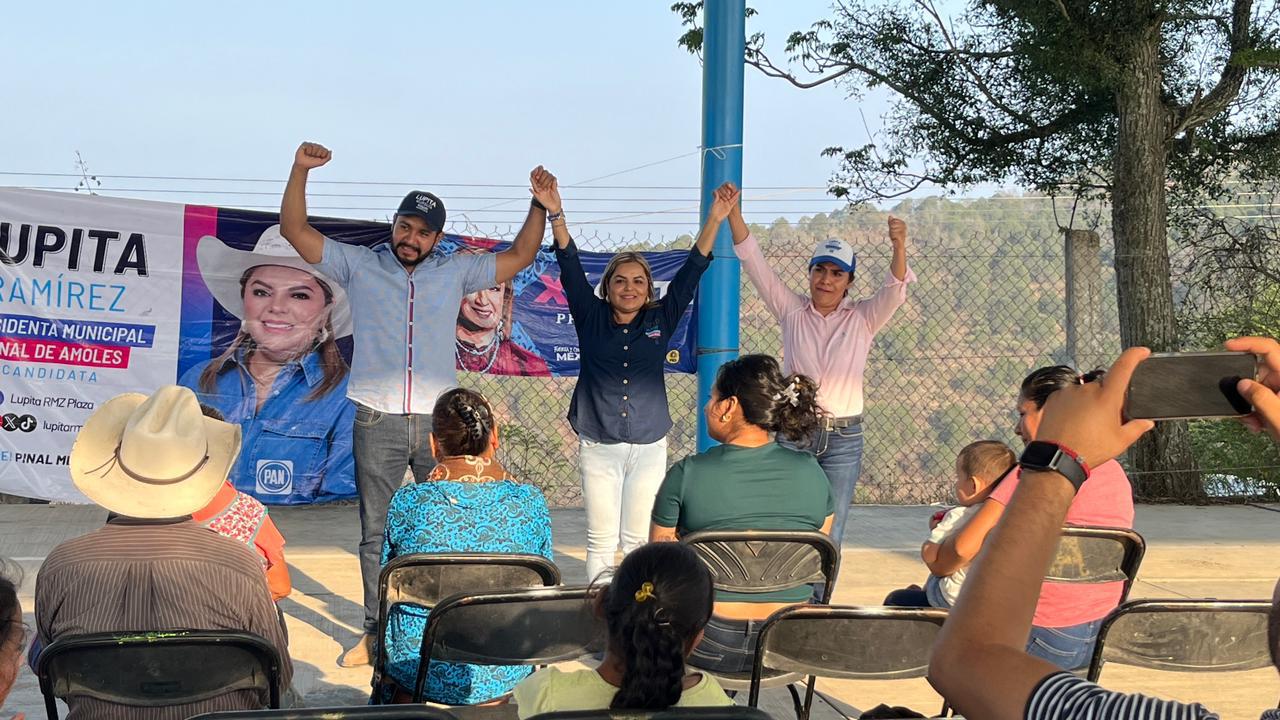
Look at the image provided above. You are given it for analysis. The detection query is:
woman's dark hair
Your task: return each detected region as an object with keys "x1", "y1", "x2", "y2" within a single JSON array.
[
  {"x1": 713, "y1": 354, "x2": 823, "y2": 443},
  {"x1": 199, "y1": 266, "x2": 349, "y2": 402},
  {"x1": 431, "y1": 388, "x2": 496, "y2": 457},
  {"x1": 1019, "y1": 365, "x2": 1106, "y2": 409},
  {"x1": 601, "y1": 543, "x2": 714, "y2": 710}
]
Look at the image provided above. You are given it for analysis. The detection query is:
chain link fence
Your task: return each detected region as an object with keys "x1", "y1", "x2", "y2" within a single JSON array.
[{"x1": 463, "y1": 210, "x2": 1148, "y2": 507}]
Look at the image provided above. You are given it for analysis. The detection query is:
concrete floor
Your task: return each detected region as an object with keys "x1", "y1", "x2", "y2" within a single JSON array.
[{"x1": 3, "y1": 503, "x2": 1279, "y2": 718}]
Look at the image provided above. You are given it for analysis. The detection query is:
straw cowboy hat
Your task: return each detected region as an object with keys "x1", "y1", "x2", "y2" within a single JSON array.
[
  {"x1": 197, "y1": 224, "x2": 353, "y2": 338},
  {"x1": 70, "y1": 386, "x2": 242, "y2": 518}
]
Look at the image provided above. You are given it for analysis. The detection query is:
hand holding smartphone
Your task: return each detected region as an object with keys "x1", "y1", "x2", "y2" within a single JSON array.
[{"x1": 1125, "y1": 351, "x2": 1257, "y2": 421}]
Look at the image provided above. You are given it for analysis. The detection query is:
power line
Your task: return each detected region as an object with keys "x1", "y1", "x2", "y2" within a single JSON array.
[
  {"x1": 1, "y1": 185, "x2": 844, "y2": 202},
  {"x1": 0, "y1": 170, "x2": 826, "y2": 191}
]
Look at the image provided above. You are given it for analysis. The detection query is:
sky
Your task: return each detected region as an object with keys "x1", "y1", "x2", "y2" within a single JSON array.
[{"x1": 1, "y1": 1, "x2": 938, "y2": 239}]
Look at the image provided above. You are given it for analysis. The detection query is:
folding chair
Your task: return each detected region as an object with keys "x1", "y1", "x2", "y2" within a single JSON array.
[
  {"x1": 189, "y1": 707, "x2": 458, "y2": 719},
  {"x1": 680, "y1": 530, "x2": 841, "y2": 703},
  {"x1": 35, "y1": 629, "x2": 282, "y2": 719},
  {"x1": 1086, "y1": 598, "x2": 1276, "y2": 703},
  {"x1": 373, "y1": 553, "x2": 561, "y2": 703},
  {"x1": 413, "y1": 585, "x2": 605, "y2": 703},
  {"x1": 747, "y1": 605, "x2": 950, "y2": 720},
  {"x1": 527, "y1": 708, "x2": 773, "y2": 720},
  {"x1": 1047, "y1": 526, "x2": 1146, "y2": 601}
]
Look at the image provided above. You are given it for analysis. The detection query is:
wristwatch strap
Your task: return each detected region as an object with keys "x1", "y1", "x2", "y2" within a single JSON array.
[{"x1": 1018, "y1": 441, "x2": 1091, "y2": 491}]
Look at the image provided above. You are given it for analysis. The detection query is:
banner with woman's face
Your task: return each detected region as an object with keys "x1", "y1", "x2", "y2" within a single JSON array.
[{"x1": 0, "y1": 191, "x2": 699, "y2": 503}]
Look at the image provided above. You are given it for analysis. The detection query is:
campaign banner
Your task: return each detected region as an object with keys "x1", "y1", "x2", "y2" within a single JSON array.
[
  {"x1": 0, "y1": 188, "x2": 185, "y2": 503},
  {"x1": 1, "y1": 189, "x2": 700, "y2": 504}
]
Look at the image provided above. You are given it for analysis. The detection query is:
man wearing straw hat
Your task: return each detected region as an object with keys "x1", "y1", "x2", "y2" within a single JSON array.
[
  {"x1": 33, "y1": 386, "x2": 293, "y2": 719},
  {"x1": 280, "y1": 142, "x2": 554, "y2": 665}
]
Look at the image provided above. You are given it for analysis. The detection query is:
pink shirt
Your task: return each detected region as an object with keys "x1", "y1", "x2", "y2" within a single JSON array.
[
  {"x1": 988, "y1": 461, "x2": 1135, "y2": 627},
  {"x1": 735, "y1": 233, "x2": 916, "y2": 417}
]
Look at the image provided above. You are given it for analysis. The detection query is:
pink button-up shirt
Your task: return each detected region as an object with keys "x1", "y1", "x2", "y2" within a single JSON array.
[{"x1": 736, "y1": 233, "x2": 916, "y2": 417}]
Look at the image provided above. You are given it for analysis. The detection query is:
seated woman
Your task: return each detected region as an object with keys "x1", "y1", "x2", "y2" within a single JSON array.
[
  {"x1": 379, "y1": 388, "x2": 554, "y2": 704},
  {"x1": 649, "y1": 354, "x2": 833, "y2": 675},
  {"x1": 926, "y1": 365, "x2": 1135, "y2": 671},
  {"x1": 513, "y1": 542, "x2": 732, "y2": 718}
]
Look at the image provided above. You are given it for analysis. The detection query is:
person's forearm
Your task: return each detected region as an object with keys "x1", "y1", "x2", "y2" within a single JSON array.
[
  {"x1": 280, "y1": 166, "x2": 311, "y2": 243},
  {"x1": 649, "y1": 524, "x2": 679, "y2": 543},
  {"x1": 930, "y1": 470, "x2": 1074, "y2": 716},
  {"x1": 727, "y1": 207, "x2": 749, "y2": 244},
  {"x1": 947, "y1": 474, "x2": 1072, "y2": 647},
  {"x1": 693, "y1": 213, "x2": 720, "y2": 256},
  {"x1": 512, "y1": 203, "x2": 548, "y2": 261},
  {"x1": 921, "y1": 541, "x2": 942, "y2": 569},
  {"x1": 550, "y1": 213, "x2": 571, "y2": 249},
  {"x1": 495, "y1": 203, "x2": 548, "y2": 283},
  {"x1": 891, "y1": 240, "x2": 907, "y2": 281}
]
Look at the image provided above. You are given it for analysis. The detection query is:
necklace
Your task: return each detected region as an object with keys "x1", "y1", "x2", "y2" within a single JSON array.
[{"x1": 455, "y1": 324, "x2": 502, "y2": 373}]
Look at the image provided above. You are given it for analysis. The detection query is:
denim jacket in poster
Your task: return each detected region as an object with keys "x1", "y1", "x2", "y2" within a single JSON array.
[{"x1": 180, "y1": 349, "x2": 356, "y2": 504}]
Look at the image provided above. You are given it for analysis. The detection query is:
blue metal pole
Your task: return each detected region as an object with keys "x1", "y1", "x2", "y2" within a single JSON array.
[{"x1": 696, "y1": 0, "x2": 745, "y2": 451}]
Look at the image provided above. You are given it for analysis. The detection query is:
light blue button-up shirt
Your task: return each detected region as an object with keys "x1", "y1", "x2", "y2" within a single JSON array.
[{"x1": 313, "y1": 237, "x2": 495, "y2": 414}]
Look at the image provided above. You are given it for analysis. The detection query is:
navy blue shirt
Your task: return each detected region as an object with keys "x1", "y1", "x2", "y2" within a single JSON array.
[{"x1": 556, "y1": 239, "x2": 711, "y2": 444}]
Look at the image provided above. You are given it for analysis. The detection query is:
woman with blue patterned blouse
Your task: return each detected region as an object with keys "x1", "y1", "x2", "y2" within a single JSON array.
[{"x1": 378, "y1": 388, "x2": 553, "y2": 704}]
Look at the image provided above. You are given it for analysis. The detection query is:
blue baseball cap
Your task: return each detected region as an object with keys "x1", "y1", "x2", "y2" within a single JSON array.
[{"x1": 809, "y1": 238, "x2": 856, "y2": 273}]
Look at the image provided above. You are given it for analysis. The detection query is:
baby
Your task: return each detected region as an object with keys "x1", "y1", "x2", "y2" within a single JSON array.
[{"x1": 885, "y1": 440, "x2": 1015, "y2": 608}]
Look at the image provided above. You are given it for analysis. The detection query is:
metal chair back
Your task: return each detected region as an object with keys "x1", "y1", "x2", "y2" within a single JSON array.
[{"x1": 36, "y1": 629, "x2": 281, "y2": 719}]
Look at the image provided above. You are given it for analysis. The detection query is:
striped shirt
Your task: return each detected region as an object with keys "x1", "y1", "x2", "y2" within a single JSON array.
[
  {"x1": 34, "y1": 517, "x2": 294, "y2": 720},
  {"x1": 313, "y1": 236, "x2": 496, "y2": 414},
  {"x1": 1027, "y1": 673, "x2": 1218, "y2": 720}
]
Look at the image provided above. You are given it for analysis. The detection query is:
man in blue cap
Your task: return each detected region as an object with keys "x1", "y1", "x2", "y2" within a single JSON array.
[{"x1": 279, "y1": 142, "x2": 553, "y2": 665}]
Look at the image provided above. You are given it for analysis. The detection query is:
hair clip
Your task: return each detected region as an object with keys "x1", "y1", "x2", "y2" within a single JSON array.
[
  {"x1": 634, "y1": 581, "x2": 656, "y2": 603},
  {"x1": 773, "y1": 381, "x2": 801, "y2": 407}
]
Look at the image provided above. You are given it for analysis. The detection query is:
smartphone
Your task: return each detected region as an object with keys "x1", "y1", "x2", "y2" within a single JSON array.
[{"x1": 1126, "y1": 352, "x2": 1257, "y2": 421}]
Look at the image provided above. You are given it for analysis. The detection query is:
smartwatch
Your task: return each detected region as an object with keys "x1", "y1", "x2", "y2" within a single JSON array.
[{"x1": 1018, "y1": 441, "x2": 1091, "y2": 492}]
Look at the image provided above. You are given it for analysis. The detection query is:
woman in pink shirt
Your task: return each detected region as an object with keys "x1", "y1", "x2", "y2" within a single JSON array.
[
  {"x1": 930, "y1": 364, "x2": 1136, "y2": 670},
  {"x1": 722, "y1": 183, "x2": 914, "y2": 544}
]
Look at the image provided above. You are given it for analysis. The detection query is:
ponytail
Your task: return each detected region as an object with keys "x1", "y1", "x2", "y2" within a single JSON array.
[
  {"x1": 770, "y1": 372, "x2": 822, "y2": 443},
  {"x1": 713, "y1": 354, "x2": 825, "y2": 445},
  {"x1": 602, "y1": 543, "x2": 715, "y2": 710}
]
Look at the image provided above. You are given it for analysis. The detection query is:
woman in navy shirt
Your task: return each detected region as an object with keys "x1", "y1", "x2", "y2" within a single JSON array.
[{"x1": 533, "y1": 175, "x2": 733, "y2": 580}]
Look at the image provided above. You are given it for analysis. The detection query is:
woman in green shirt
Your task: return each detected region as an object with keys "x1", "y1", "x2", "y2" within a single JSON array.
[{"x1": 649, "y1": 354, "x2": 834, "y2": 674}]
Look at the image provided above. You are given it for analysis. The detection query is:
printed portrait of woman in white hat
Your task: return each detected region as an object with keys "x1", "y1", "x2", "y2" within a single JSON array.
[{"x1": 179, "y1": 224, "x2": 356, "y2": 505}]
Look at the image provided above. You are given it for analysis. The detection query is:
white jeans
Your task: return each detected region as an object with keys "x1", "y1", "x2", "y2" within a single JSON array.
[{"x1": 578, "y1": 435, "x2": 668, "y2": 582}]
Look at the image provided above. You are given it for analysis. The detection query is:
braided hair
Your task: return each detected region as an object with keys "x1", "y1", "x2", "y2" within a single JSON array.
[
  {"x1": 431, "y1": 388, "x2": 496, "y2": 456},
  {"x1": 602, "y1": 543, "x2": 714, "y2": 710}
]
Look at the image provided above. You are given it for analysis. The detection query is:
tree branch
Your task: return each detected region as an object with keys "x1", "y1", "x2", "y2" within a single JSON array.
[
  {"x1": 915, "y1": 0, "x2": 1040, "y2": 128},
  {"x1": 1169, "y1": 0, "x2": 1254, "y2": 137}
]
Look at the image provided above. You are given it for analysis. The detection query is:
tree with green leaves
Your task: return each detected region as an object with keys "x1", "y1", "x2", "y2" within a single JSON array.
[{"x1": 675, "y1": 0, "x2": 1280, "y2": 499}]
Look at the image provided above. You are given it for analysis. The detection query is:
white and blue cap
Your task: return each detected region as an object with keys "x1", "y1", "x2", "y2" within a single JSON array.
[{"x1": 809, "y1": 238, "x2": 856, "y2": 274}]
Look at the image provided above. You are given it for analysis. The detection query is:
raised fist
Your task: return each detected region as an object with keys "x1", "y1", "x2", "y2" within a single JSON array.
[
  {"x1": 294, "y1": 142, "x2": 332, "y2": 170},
  {"x1": 887, "y1": 216, "x2": 907, "y2": 245}
]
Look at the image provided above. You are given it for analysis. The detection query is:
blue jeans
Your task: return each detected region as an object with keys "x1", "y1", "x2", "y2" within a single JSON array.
[
  {"x1": 784, "y1": 421, "x2": 864, "y2": 544},
  {"x1": 1026, "y1": 618, "x2": 1104, "y2": 671},
  {"x1": 688, "y1": 616, "x2": 766, "y2": 675},
  {"x1": 578, "y1": 435, "x2": 668, "y2": 582},
  {"x1": 353, "y1": 403, "x2": 436, "y2": 633}
]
